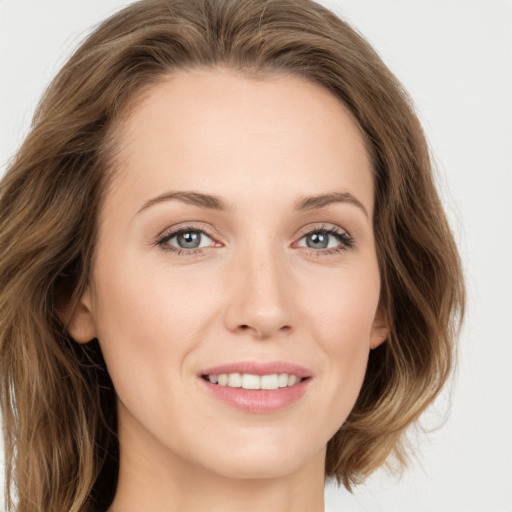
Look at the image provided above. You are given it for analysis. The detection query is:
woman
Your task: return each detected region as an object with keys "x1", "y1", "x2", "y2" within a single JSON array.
[{"x1": 0, "y1": 0, "x2": 464, "y2": 510}]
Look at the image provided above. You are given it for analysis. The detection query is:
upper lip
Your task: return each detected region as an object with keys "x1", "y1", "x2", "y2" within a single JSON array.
[{"x1": 200, "y1": 361, "x2": 313, "y2": 379}]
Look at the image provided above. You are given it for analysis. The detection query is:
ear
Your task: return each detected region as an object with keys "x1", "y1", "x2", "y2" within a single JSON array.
[
  {"x1": 63, "y1": 287, "x2": 97, "y2": 344},
  {"x1": 370, "y1": 302, "x2": 390, "y2": 350}
]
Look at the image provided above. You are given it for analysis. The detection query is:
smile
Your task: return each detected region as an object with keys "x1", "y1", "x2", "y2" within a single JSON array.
[
  {"x1": 203, "y1": 373, "x2": 303, "y2": 390},
  {"x1": 199, "y1": 361, "x2": 312, "y2": 413}
]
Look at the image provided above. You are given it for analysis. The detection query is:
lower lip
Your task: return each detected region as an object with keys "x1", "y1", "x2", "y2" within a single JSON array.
[{"x1": 200, "y1": 378, "x2": 311, "y2": 413}]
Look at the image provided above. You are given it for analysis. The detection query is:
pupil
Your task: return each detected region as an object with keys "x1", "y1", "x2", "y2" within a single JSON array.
[
  {"x1": 307, "y1": 232, "x2": 328, "y2": 249},
  {"x1": 177, "y1": 231, "x2": 201, "y2": 248}
]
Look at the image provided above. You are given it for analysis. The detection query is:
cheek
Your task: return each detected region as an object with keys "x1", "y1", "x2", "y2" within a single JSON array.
[
  {"x1": 320, "y1": 300, "x2": 375, "y2": 390},
  {"x1": 305, "y1": 263, "x2": 380, "y2": 347},
  {"x1": 90, "y1": 253, "x2": 225, "y2": 392},
  {"x1": 302, "y1": 267, "x2": 380, "y2": 412}
]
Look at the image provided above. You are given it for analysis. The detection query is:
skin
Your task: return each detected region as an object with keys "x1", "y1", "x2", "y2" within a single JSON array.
[{"x1": 69, "y1": 68, "x2": 388, "y2": 512}]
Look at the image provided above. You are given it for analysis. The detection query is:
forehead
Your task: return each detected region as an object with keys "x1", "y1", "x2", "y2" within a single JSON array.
[{"x1": 106, "y1": 67, "x2": 374, "y2": 217}]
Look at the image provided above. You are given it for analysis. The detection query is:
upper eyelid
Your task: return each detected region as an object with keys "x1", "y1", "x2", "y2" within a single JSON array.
[
  {"x1": 157, "y1": 223, "x2": 217, "y2": 241},
  {"x1": 294, "y1": 223, "x2": 351, "y2": 240},
  {"x1": 156, "y1": 222, "x2": 351, "y2": 247}
]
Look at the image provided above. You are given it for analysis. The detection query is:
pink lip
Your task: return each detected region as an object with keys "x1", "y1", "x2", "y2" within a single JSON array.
[
  {"x1": 200, "y1": 361, "x2": 313, "y2": 378},
  {"x1": 199, "y1": 361, "x2": 313, "y2": 414}
]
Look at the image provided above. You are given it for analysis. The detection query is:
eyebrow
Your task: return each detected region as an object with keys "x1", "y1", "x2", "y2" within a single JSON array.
[
  {"x1": 294, "y1": 192, "x2": 369, "y2": 218},
  {"x1": 137, "y1": 191, "x2": 230, "y2": 214},
  {"x1": 137, "y1": 190, "x2": 368, "y2": 218}
]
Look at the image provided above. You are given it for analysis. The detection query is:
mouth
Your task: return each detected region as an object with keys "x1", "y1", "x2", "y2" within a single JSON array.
[
  {"x1": 201, "y1": 372, "x2": 309, "y2": 390},
  {"x1": 198, "y1": 361, "x2": 312, "y2": 413}
]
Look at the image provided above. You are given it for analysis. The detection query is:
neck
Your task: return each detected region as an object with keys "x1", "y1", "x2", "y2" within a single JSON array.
[{"x1": 108, "y1": 412, "x2": 326, "y2": 512}]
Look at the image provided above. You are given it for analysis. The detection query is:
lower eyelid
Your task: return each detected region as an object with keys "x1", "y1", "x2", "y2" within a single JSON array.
[
  {"x1": 162, "y1": 230, "x2": 214, "y2": 249},
  {"x1": 296, "y1": 227, "x2": 351, "y2": 244},
  {"x1": 155, "y1": 225, "x2": 353, "y2": 255}
]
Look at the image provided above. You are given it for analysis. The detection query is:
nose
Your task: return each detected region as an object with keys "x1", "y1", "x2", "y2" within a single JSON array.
[{"x1": 223, "y1": 242, "x2": 295, "y2": 340}]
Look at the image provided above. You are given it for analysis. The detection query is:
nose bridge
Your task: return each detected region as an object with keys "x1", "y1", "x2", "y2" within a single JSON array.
[{"x1": 224, "y1": 231, "x2": 294, "y2": 338}]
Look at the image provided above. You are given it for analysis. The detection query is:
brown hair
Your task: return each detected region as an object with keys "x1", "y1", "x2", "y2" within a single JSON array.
[{"x1": 0, "y1": 0, "x2": 464, "y2": 510}]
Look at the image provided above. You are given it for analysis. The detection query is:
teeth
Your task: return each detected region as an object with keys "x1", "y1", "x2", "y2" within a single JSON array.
[
  {"x1": 278, "y1": 373, "x2": 288, "y2": 388},
  {"x1": 242, "y1": 373, "x2": 260, "y2": 389},
  {"x1": 227, "y1": 373, "x2": 242, "y2": 388},
  {"x1": 207, "y1": 373, "x2": 302, "y2": 389},
  {"x1": 261, "y1": 374, "x2": 278, "y2": 390}
]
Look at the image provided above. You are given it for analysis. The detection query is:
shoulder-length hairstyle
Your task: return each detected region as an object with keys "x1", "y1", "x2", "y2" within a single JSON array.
[{"x1": 0, "y1": 0, "x2": 464, "y2": 510}]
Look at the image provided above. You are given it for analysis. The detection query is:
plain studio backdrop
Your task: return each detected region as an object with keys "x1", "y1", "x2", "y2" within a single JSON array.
[{"x1": 1, "y1": 1, "x2": 511, "y2": 511}]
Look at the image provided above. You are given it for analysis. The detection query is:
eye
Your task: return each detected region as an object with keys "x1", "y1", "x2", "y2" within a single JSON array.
[
  {"x1": 296, "y1": 226, "x2": 353, "y2": 253},
  {"x1": 156, "y1": 226, "x2": 216, "y2": 253}
]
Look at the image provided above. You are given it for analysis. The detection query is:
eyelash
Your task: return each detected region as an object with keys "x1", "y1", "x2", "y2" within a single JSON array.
[{"x1": 154, "y1": 224, "x2": 354, "y2": 257}]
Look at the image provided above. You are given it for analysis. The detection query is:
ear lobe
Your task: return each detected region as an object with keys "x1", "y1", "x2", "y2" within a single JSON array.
[
  {"x1": 370, "y1": 304, "x2": 390, "y2": 350},
  {"x1": 63, "y1": 288, "x2": 97, "y2": 344}
]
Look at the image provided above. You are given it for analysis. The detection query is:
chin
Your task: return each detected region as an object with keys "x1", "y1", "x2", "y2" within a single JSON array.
[
  {"x1": 194, "y1": 435, "x2": 323, "y2": 481},
  {"x1": 207, "y1": 457, "x2": 309, "y2": 481}
]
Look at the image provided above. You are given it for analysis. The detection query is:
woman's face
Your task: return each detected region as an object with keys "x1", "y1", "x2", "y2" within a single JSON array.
[{"x1": 72, "y1": 68, "x2": 388, "y2": 481}]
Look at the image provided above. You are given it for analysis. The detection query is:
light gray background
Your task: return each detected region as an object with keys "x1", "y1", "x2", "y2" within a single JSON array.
[{"x1": 1, "y1": 1, "x2": 511, "y2": 511}]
